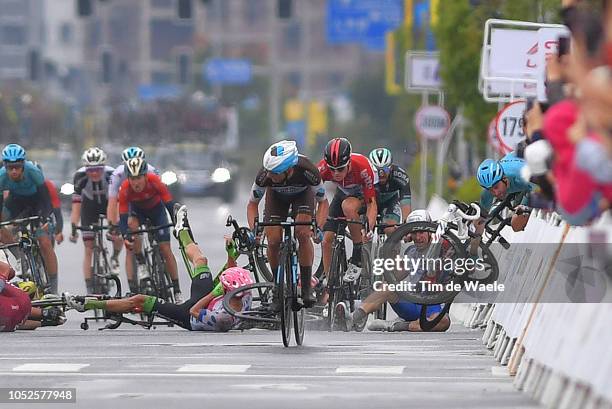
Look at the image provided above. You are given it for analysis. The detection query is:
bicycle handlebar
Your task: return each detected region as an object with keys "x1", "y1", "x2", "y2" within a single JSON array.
[
  {"x1": 0, "y1": 215, "x2": 43, "y2": 227},
  {"x1": 75, "y1": 224, "x2": 109, "y2": 232},
  {"x1": 256, "y1": 220, "x2": 316, "y2": 228},
  {"x1": 129, "y1": 223, "x2": 174, "y2": 234}
]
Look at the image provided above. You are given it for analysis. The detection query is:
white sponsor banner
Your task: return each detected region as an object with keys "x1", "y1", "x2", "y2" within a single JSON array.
[{"x1": 488, "y1": 28, "x2": 538, "y2": 97}]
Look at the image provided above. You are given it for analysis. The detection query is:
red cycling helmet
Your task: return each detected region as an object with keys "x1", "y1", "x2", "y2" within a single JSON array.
[{"x1": 324, "y1": 138, "x2": 352, "y2": 169}]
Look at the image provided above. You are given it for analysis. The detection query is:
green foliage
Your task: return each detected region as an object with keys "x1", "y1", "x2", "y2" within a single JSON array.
[
  {"x1": 433, "y1": 0, "x2": 562, "y2": 155},
  {"x1": 454, "y1": 177, "x2": 482, "y2": 204}
]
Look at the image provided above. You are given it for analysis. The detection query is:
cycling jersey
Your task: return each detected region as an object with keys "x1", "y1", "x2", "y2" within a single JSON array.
[
  {"x1": 0, "y1": 161, "x2": 52, "y2": 220},
  {"x1": 45, "y1": 179, "x2": 63, "y2": 234},
  {"x1": 118, "y1": 173, "x2": 172, "y2": 212},
  {"x1": 376, "y1": 164, "x2": 411, "y2": 206},
  {"x1": 479, "y1": 152, "x2": 535, "y2": 212},
  {"x1": 118, "y1": 173, "x2": 173, "y2": 236},
  {"x1": 108, "y1": 163, "x2": 157, "y2": 198},
  {"x1": 250, "y1": 155, "x2": 325, "y2": 202},
  {"x1": 73, "y1": 166, "x2": 114, "y2": 205},
  {"x1": 318, "y1": 153, "x2": 378, "y2": 199},
  {"x1": 0, "y1": 279, "x2": 31, "y2": 332}
]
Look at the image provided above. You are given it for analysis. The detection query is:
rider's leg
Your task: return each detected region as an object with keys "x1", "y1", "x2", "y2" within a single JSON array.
[
  {"x1": 295, "y1": 213, "x2": 315, "y2": 307},
  {"x1": 128, "y1": 217, "x2": 143, "y2": 259},
  {"x1": 37, "y1": 233, "x2": 58, "y2": 294},
  {"x1": 82, "y1": 239, "x2": 94, "y2": 294},
  {"x1": 341, "y1": 196, "x2": 364, "y2": 266},
  {"x1": 265, "y1": 226, "x2": 282, "y2": 276}
]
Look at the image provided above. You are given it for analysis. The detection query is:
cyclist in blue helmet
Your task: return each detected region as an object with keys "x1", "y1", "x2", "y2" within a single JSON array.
[
  {"x1": 0, "y1": 144, "x2": 60, "y2": 294},
  {"x1": 477, "y1": 152, "x2": 535, "y2": 231},
  {"x1": 247, "y1": 140, "x2": 329, "y2": 309}
]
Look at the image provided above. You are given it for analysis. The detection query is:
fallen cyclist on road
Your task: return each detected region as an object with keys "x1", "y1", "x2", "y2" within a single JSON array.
[
  {"x1": 339, "y1": 209, "x2": 475, "y2": 333},
  {"x1": 0, "y1": 259, "x2": 66, "y2": 332},
  {"x1": 64, "y1": 205, "x2": 253, "y2": 332}
]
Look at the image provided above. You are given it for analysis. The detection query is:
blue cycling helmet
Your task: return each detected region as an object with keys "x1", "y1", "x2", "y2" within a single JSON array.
[
  {"x1": 121, "y1": 146, "x2": 145, "y2": 163},
  {"x1": 263, "y1": 140, "x2": 299, "y2": 174},
  {"x1": 477, "y1": 159, "x2": 504, "y2": 189},
  {"x1": 2, "y1": 144, "x2": 26, "y2": 162}
]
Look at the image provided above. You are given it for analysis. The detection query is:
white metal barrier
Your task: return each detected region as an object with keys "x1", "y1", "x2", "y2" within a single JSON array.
[{"x1": 445, "y1": 201, "x2": 612, "y2": 408}]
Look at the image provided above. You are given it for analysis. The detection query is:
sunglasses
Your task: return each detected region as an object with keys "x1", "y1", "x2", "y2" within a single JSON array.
[
  {"x1": 85, "y1": 166, "x2": 104, "y2": 173},
  {"x1": 328, "y1": 164, "x2": 348, "y2": 173},
  {"x1": 5, "y1": 163, "x2": 24, "y2": 171},
  {"x1": 377, "y1": 166, "x2": 391, "y2": 175}
]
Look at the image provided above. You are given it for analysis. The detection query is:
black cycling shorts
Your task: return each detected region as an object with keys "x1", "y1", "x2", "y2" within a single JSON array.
[
  {"x1": 263, "y1": 187, "x2": 315, "y2": 222},
  {"x1": 322, "y1": 190, "x2": 365, "y2": 233}
]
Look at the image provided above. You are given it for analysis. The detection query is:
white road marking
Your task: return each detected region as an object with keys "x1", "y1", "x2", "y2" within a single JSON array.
[
  {"x1": 335, "y1": 366, "x2": 405, "y2": 375},
  {"x1": 491, "y1": 366, "x2": 509, "y2": 376},
  {"x1": 12, "y1": 363, "x2": 89, "y2": 372},
  {"x1": 0, "y1": 371, "x2": 509, "y2": 381},
  {"x1": 177, "y1": 364, "x2": 251, "y2": 373}
]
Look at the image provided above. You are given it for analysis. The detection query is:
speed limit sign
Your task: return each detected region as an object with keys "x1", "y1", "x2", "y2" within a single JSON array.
[{"x1": 495, "y1": 100, "x2": 527, "y2": 153}]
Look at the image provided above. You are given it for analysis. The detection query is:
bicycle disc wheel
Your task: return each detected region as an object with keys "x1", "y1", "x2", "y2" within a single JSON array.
[
  {"x1": 381, "y1": 221, "x2": 467, "y2": 305},
  {"x1": 278, "y1": 247, "x2": 292, "y2": 347}
]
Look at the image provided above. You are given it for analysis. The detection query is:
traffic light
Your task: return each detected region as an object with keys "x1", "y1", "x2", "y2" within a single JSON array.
[
  {"x1": 28, "y1": 50, "x2": 40, "y2": 81},
  {"x1": 278, "y1": 0, "x2": 292, "y2": 18},
  {"x1": 101, "y1": 51, "x2": 112, "y2": 83},
  {"x1": 178, "y1": 0, "x2": 192, "y2": 19},
  {"x1": 177, "y1": 54, "x2": 190, "y2": 84},
  {"x1": 77, "y1": 0, "x2": 92, "y2": 17}
]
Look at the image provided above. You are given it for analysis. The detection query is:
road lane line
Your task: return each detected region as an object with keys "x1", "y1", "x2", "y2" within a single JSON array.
[
  {"x1": 12, "y1": 363, "x2": 90, "y2": 372},
  {"x1": 335, "y1": 366, "x2": 405, "y2": 375},
  {"x1": 177, "y1": 364, "x2": 251, "y2": 373}
]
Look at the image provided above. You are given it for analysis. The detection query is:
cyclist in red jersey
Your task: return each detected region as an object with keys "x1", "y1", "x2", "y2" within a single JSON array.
[
  {"x1": 44, "y1": 179, "x2": 64, "y2": 245},
  {"x1": 118, "y1": 158, "x2": 182, "y2": 302},
  {"x1": 317, "y1": 138, "x2": 378, "y2": 288}
]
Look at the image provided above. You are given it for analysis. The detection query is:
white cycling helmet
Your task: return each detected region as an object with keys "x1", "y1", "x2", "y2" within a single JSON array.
[
  {"x1": 369, "y1": 147, "x2": 392, "y2": 169},
  {"x1": 406, "y1": 209, "x2": 432, "y2": 223},
  {"x1": 263, "y1": 140, "x2": 299, "y2": 174},
  {"x1": 125, "y1": 157, "x2": 147, "y2": 177},
  {"x1": 82, "y1": 147, "x2": 107, "y2": 166}
]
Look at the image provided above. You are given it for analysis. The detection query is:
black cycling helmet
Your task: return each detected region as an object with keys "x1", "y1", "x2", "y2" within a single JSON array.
[{"x1": 324, "y1": 138, "x2": 352, "y2": 169}]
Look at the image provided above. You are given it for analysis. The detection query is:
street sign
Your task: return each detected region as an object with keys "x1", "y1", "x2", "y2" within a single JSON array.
[
  {"x1": 138, "y1": 84, "x2": 181, "y2": 102},
  {"x1": 495, "y1": 100, "x2": 527, "y2": 153},
  {"x1": 326, "y1": 0, "x2": 403, "y2": 51},
  {"x1": 204, "y1": 58, "x2": 252, "y2": 85},
  {"x1": 405, "y1": 51, "x2": 441, "y2": 91},
  {"x1": 414, "y1": 105, "x2": 450, "y2": 140}
]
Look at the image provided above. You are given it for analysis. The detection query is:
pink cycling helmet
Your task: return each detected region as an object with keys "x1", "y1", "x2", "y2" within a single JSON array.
[{"x1": 220, "y1": 267, "x2": 254, "y2": 296}]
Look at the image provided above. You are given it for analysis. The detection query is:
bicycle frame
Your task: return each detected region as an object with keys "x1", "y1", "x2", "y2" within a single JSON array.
[{"x1": 0, "y1": 216, "x2": 48, "y2": 293}]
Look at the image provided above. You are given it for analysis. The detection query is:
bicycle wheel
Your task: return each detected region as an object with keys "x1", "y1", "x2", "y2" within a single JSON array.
[
  {"x1": 154, "y1": 251, "x2": 174, "y2": 303},
  {"x1": 278, "y1": 245, "x2": 292, "y2": 347},
  {"x1": 291, "y1": 251, "x2": 305, "y2": 346},
  {"x1": 381, "y1": 221, "x2": 467, "y2": 305},
  {"x1": 254, "y1": 238, "x2": 273, "y2": 282},
  {"x1": 30, "y1": 249, "x2": 49, "y2": 294},
  {"x1": 222, "y1": 282, "x2": 279, "y2": 324},
  {"x1": 327, "y1": 244, "x2": 346, "y2": 332}
]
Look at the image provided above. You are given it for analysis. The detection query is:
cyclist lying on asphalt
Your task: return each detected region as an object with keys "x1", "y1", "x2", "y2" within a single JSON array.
[
  {"x1": 0, "y1": 259, "x2": 65, "y2": 331},
  {"x1": 64, "y1": 205, "x2": 253, "y2": 332},
  {"x1": 340, "y1": 209, "x2": 483, "y2": 333}
]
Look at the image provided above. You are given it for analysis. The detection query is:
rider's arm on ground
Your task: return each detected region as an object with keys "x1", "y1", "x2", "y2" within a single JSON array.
[
  {"x1": 223, "y1": 239, "x2": 239, "y2": 269},
  {"x1": 189, "y1": 291, "x2": 216, "y2": 319}
]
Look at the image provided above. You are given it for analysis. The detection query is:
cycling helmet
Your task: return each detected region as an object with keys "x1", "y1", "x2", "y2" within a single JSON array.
[
  {"x1": 406, "y1": 209, "x2": 432, "y2": 223},
  {"x1": 368, "y1": 147, "x2": 392, "y2": 169},
  {"x1": 263, "y1": 140, "x2": 299, "y2": 174},
  {"x1": 2, "y1": 144, "x2": 26, "y2": 162},
  {"x1": 125, "y1": 157, "x2": 148, "y2": 177},
  {"x1": 477, "y1": 159, "x2": 504, "y2": 189},
  {"x1": 17, "y1": 281, "x2": 38, "y2": 299},
  {"x1": 121, "y1": 146, "x2": 145, "y2": 163},
  {"x1": 219, "y1": 267, "x2": 254, "y2": 297},
  {"x1": 82, "y1": 147, "x2": 107, "y2": 166},
  {"x1": 324, "y1": 138, "x2": 352, "y2": 168}
]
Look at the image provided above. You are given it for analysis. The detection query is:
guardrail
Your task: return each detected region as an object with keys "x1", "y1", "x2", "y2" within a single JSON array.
[{"x1": 445, "y1": 200, "x2": 612, "y2": 408}]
